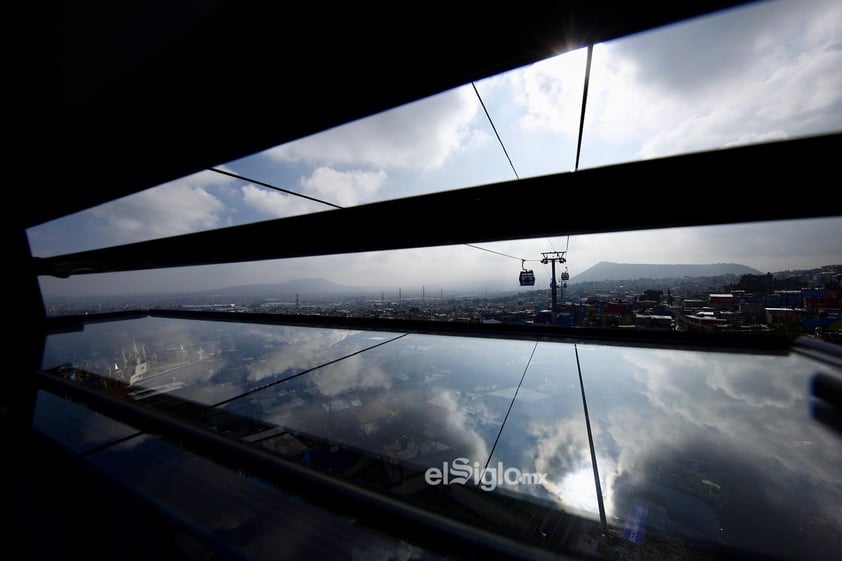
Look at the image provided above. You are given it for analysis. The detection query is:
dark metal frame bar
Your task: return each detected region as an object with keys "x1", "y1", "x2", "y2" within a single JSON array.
[{"x1": 35, "y1": 132, "x2": 841, "y2": 278}]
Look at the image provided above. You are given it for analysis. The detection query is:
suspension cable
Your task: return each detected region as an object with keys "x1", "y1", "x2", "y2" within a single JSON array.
[
  {"x1": 472, "y1": 82, "x2": 519, "y2": 180},
  {"x1": 464, "y1": 243, "x2": 535, "y2": 262},
  {"x1": 575, "y1": 344, "x2": 607, "y2": 530},
  {"x1": 210, "y1": 167, "x2": 343, "y2": 209},
  {"x1": 210, "y1": 333, "x2": 409, "y2": 409},
  {"x1": 210, "y1": 167, "x2": 537, "y2": 266},
  {"x1": 482, "y1": 341, "x2": 538, "y2": 476},
  {"x1": 574, "y1": 44, "x2": 594, "y2": 172}
]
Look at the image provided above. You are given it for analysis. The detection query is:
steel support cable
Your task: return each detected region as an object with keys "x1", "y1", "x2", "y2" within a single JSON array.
[
  {"x1": 464, "y1": 243, "x2": 536, "y2": 263},
  {"x1": 209, "y1": 74, "x2": 570, "y2": 269},
  {"x1": 210, "y1": 82, "x2": 539, "y2": 272},
  {"x1": 575, "y1": 45, "x2": 594, "y2": 172},
  {"x1": 469, "y1": 83, "x2": 535, "y2": 265},
  {"x1": 209, "y1": 332, "x2": 409, "y2": 409},
  {"x1": 475, "y1": 42, "x2": 589, "y2": 268},
  {"x1": 482, "y1": 341, "x2": 538, "y2": 477},
  {"x1": 210, "y1": 167, "x2": 343, "y2": 209},
  {"x1": 574, "y1": 344, "x2": 607, "y2": 530},
  {"x1": 213, "y1": 81, "x2": 519, "y2": 214},
  {"x1": 81, "y1": 334, "x2": 413, "y2": 453},
  {"x1": 472, "y1": 82, "x2": 520, "y2": 180},
  {"x1": 210, "y1": 169, "x2": 535, "y2": 265},
  {"x1": 562, "y1": 41, "x2": 592, "y2": 287}
]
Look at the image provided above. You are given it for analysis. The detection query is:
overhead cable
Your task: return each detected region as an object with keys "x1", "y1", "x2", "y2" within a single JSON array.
[
  {"x1": 574, "y1": 44, "x2": 594, "y2": 172},
  {"x1": 210, "y1": 167, "x2": 343, "y2": 209},
  {"x1": 464, "y1": 243, "x2": 535, "y2": 262},
  {"x1": 210, "y1": 333, "x2": 409, "y2": 409},
  {"x1": 209, "y1": 168, "x2": 534, "y2": 265},
  {"x1": 482, "y1": 341, "x2": 538, "y2": 477},
  {"x1": 472, "y1": 82, "x2": 520, "y2": 180}
]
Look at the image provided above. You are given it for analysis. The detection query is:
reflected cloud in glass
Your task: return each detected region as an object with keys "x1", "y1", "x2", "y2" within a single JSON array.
[{"x1": 577, "y1": 344, "x2": 842, "y2": 560}]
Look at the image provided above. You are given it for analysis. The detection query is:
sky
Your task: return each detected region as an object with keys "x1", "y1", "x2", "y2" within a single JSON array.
[{"x1": 29, "y1": 0, "x2": 842, "y2": 298}]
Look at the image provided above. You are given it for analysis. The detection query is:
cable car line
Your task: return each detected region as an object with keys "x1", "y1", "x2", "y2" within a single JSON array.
[
  {"x1": 483, "y1": 341, "x2": 538, "y2": 476},
  {"x1": 210, "y1": 333, "x2": 410, "y2": 409},
  {"x1": 561, "y1": 235, "x2": 571, "y2": 283},
  {"x1": 462, "y1": 243, "x2": 542, "y2": 287},
  {"x1": 207, "y1": 167, "x2": 538, "y2": 272},
  {"x1": 471, "y1": 82, "x2": 542, "y2": 286},
  {"x1": 463, "y1": 243, "x2": 533, "y2": 262},
  {"x1": 209, "y1": 167, "x2": 343, "y2": 209},
  {"x1": 575, "y1": 343, "x2": 607, "y2": 529},
  {"x1": 472, "y1": 82, "x2": 520, "y2": 180},
  {"x1": 574, "y1": 44, "x2": 594, "y2": 172},
  {"x1": 209, "y1": 63, "x2": 583, "y2": 288}
]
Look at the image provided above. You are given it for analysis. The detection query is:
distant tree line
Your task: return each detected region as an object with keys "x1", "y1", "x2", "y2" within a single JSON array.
[
  {"x1": 640, "y1": 289, "x2": 663, "y2": 302},
  {"x1": 725, "y1": 273, "x2": 802, "y2": 293}
]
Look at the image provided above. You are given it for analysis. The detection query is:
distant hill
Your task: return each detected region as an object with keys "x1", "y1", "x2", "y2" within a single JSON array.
[{"x1": 570, "y1": 262, "x2": 762, "y2": 282}]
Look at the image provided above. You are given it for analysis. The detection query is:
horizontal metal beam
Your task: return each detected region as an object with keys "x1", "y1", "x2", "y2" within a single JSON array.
[{"x1": 34, "y1": 133, "x2": 842, "y2": 278}]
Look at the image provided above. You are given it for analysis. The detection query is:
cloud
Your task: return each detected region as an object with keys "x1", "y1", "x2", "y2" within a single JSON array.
[
  {"x1": 634, "y1": 40, "x2": 842, "y2": 158},
  {"x1": 301, "y1": 167, "x2": 387, "y2": 207},
  {"x1": 705, "y1": 366, "x2": 801, "y2": 409},
  {"x1": 311, "y1": 353, "x2": 394, "y2": 397},
  {"x1": 573, "y1": 0, "x2": 842, "y2": 163},
  {"x1": 245, "y1": 327, "x2": 359, "y2": 383},
  {"x1": 566, "y1": 342, "x2": 842, "y2": 539},
  {"x1": 511, "y1": 47, "x2": 588, "y2": 135},
  {"x1": 421, "y1": 388, "x2": 491, "y2": 465},
  {"x1": 262, "y1": 87, "x2": 479, "y2": 171},
  {"x1": 612, "y1": 346, "x2": 842, "y2": 489},
  {"x1": 241, "y1": 167, "x2": 388, "y2": 218},
  {"x1": 85, "y1": 169, "x2": 232, "y2": 244},
  {"x1": 610, "y1": 0, "x2": 841, "y2": 98},
  {"x1": 240, "y1": 184, "x2": 327, "y2": 218},
  {"x1": 526, "y1": 416, "x2": 602, "y2": 516}
]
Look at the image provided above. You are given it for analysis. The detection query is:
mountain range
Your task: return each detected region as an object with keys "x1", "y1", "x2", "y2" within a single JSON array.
[
  {"x1": 569, "y1": 262, "x2": 762, "y2": 283},
  {"x1": 192, "y1": 263, "x2": 765, "y2": 298}
]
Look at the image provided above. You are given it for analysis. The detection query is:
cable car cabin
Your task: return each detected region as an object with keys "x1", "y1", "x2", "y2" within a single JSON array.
[
  {"x1": 519, "y1": 270, "x2": 535, "y2": 286},
  {"x1": 561, "y1": 271, "x2": 570, "y2": 281}
]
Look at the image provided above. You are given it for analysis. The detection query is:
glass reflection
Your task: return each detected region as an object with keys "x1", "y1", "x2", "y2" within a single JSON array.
[
  {"x1": 39, "y1": 315, "x2": 842, "y2": 561},
  {"x1": 223, "y1": 334, "x2": 538, "y2": 478},
  {"x1": 577, "y1": 344, "x2": 842, "y2": 561},
  {"x1": 33, "y1": 389, "x2": 141, "y2": 454},
  {"x1": 42, "y1": 317, "x2": 402, "y2": 407},
  {"x1": 486, "y1": 342, "x2": 599, "y2": 519}
]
